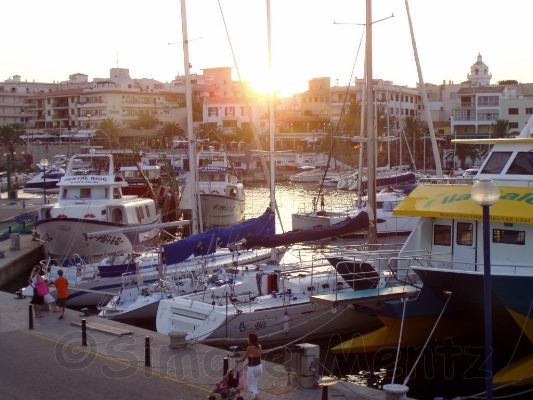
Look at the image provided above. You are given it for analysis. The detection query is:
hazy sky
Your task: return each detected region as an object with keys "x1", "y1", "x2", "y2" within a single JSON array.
[{"x1": 3, "y1": 1, "x2": 531, "y2": 96}]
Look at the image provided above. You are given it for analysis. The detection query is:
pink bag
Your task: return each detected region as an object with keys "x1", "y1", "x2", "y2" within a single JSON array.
[{"x1": 35, "y1": 280, "x2": 49, "y2": 296}]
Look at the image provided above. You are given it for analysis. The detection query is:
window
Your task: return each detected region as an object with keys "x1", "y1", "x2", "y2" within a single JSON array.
[
  {"x1": 456, "y1": 222, "x2": 473, "y2": 246},
  {"x1": 434, "y1": 224, "x2": 451, "y2": 246},
  {"x1": 506, "y1": 152, "x2": 533, "y2": 175},
  {"x1": 480, "y1": 151, "x2": 512, "y2": 174},
  {"x1": 509, "y1": 122, "x2": 518, "y2": 129},
  {"x1": 509, "y1": 108, "x2": 519, "y2": 115},
  {"x1": 80, "y1": 188, "x2": 91, "y2": 199},
  {"x1": 208, "y1": 107, "x2": 218, "y2": 117},
  {"x1": 526, "y1": 108, "x2": 533, "y2": 115},
  {"x1": 224, "y1": 107, "x2": 235, "y2": 117},
  {"x1": 493, "y1": 229, "x2": 525, "y2": 245}
]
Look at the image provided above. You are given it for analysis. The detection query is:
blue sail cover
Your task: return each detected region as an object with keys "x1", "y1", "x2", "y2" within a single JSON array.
[
  {"x1": 163, "y1": 208, "x2": 276, "y2": 265},
  {"x1": 243, "y1": 211, "x2": 369, "y2": 249}
]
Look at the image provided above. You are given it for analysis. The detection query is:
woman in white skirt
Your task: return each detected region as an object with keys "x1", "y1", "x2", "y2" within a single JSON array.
[{"x1": 237, "y1": 332, "x2": 263, "y2": 400}]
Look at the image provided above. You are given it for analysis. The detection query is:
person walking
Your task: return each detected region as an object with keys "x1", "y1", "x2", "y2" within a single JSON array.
[
  {"x1": 54, "y1": 269, "x2": 69, "y2": 319},
  {"x1": 236, "y1": 332, "x2": 263, "y2": 400},
  {"x1": 28, "y1": 265, "x2": 44, "y2": 318}
]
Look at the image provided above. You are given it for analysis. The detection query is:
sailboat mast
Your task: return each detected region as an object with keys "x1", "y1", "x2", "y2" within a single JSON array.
[
  {"x1": 180, "y1": 0, "x2": 200, "y2": 235},
  {"x1": 404, "y1": 0, "x2": 443, "y2": 178},
  {"x1": 365, "y1": 0, "x2": 377, "y2": 243},
  {"x1": 267, "y1": 0, "x2": 277, "y2": 260}
]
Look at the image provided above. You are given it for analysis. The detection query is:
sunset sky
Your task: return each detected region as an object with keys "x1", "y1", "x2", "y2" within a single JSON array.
[{"x1": 3, "y1": 0, "x2": 531, "y2": 96}]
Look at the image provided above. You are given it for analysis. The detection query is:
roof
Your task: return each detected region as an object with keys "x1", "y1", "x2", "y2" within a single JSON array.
[{"x1": 457, "y1": 86, "x2": 505, "y2": 94}]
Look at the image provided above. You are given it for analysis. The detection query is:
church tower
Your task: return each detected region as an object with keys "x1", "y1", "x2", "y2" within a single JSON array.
[{"x1": 467, "y1": 53, "x2": 492, "y2": 86}]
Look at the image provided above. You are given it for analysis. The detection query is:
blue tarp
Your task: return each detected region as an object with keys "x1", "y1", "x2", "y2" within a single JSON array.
[{"x1": 163, "y1": 208, "x2": 276, "y2": 265}]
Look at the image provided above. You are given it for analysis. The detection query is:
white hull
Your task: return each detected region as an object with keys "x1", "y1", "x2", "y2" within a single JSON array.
[
  {"x1": 156, "y1": 293, "x2": 378, "y2": 347},
  {"x1": 99, "y1": 249, "x2": 281, "y2": 321},
  {"x1": 36, "y1": 218, "x2": 160, "y2": 261},
  {"x1": 200, "y1": 194, "x2": 245, "y2": 227}
]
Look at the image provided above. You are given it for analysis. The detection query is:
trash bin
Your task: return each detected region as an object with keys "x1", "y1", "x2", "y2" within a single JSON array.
[
  {"x1": 10, "y1": 233, "x2": 20, "y2": 251},
  {"x1": 8, "y1": 190, "x2": 17, "y2": 200}
]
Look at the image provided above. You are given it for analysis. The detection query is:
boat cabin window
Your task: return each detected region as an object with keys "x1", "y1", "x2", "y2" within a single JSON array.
[
  {"x1": 229, "y1": 188, "x2": 237, "y2": 197},
  {"x1": 144, "y1": 204, "x2": 151, "y2": 218},
  {"x1": 433, "y1": 224, "x2": 451, "y2": 246},
  {"x1": 480, "y1": 151, "x2": 512, "y2": 174},
  {"x1": 113, "y1": 188, "x2": 121, "y2": 199},
  {"x1": 135, "y1": 206, "x2": 145, "y2": 221},
  {"x1": 62, "y1": 188, "x2": 109, "y2": 200},
  {"x1": 493, "y1": 229, "x2": 525, "y2": 245},
  {"x1": 80, "y1": 188, "x2": 91, "y2": 199},
  {"x1": 456, "y1": 222, "x2": 473, "y2": 246},
  {"x1": 506, "y1": 152, "x2": 533, "y2": 175}
]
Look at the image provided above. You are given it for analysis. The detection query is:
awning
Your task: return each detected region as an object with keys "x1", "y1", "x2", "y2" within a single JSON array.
[
  {"x1": 60, "y1": 129, "x2": 97, "y2": 139},
  {"x1": 394, "y1": 184, "x2": 533, "y2": 224}
]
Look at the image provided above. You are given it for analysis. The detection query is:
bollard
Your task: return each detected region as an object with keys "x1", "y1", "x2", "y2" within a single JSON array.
[
  {"x1": 82, "y1": 318, "x2": 87, "y2": 346},
  {"x1": 29, "y1": 305, "x2": 34, "y2": 330},
  {"x1": 223, "y1": 357, "x2": 229, "y2": 376},
  {"x1": 8, "y1": 225, "x2": 11, "y2": 234},
  {"x1": 145, "y1": 336, "x2": 151, "y2": 367},
  {"x1": 22, "y1": 199, "x2": 25, "y2": 209},
  {"x1": 322, "y1": 386, "x2": 328, "y2": 400}
]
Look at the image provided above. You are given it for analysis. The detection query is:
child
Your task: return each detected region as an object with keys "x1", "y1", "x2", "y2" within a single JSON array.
[{"x1": 54, "y1": 269, "x2": 69, "y2": 319}]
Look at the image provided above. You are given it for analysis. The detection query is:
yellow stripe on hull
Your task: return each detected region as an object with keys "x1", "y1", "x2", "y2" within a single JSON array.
[
  {"x1": 494, "y1": 354, "x2": 533, "y2": 387},
  {"x1": 506, "y1": 308, "x2": 533, "y2": 344},
  {"x1": 331, "y1": 316, "x2": 480, "y2": 355}
]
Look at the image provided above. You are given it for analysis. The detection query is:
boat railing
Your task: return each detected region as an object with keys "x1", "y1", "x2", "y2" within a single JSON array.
[{"x1": 420, "y1": 176, "x2": 533, "y2": 187}]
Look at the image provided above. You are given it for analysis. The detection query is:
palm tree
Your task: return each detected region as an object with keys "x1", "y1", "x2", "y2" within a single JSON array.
[
  {"x1": 490, "y1": 119, "x2": 509, "y2": 138},
  {"x1": 159, "y1": 122, "x2": 184, "y2": 149},
  {"x1": 341, "y1": 100, "x2": 362, "y2": 135},
  {"x1": 96, "y1": 118, "x2": 122, "y2": 149},
  {"x1": 402, "y1": 116, "x2": 424, "y2": 169},
  {"x1": 134, "y1": 111, "x2": 159, "y2": 129}
]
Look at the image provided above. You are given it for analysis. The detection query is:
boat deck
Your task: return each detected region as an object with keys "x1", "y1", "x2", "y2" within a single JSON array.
[{"x1": 311, "y1": 284, "x2": 419, "y2": 307}]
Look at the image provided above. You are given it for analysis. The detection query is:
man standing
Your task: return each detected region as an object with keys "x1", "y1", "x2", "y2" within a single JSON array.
[{"x1": 54, "y1": 269, "x2": 69, "y2": 320}]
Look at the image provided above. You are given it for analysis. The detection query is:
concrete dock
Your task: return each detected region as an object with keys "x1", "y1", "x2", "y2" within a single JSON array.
[{"x1": 0, "y1": 197, "x2": 407, "y2": 400}]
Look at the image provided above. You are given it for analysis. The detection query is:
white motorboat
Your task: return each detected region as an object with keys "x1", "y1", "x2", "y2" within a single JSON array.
[
  {"x1": 155, "y1": 259, "x2": 380, "y2": 346},
  {"x1": 34, "y1": 152, "x2": 161, "y2": 263},
  {"x1": 179, "y1": 151, "x2": 245, "y2": 228},
  {"x1": 291, "y1": 187, "x2": 418, "y2": 234},
  {"x1": 22, "y1": 167, "x2": 65, "y2": 194}
]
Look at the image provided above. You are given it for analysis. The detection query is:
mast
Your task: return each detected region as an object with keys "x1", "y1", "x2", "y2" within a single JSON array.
[
  {"x1": 404, "y1": 0, "x2": 443, "y2": 178},
  {"x1": 267, "y1": 0, "x2": 277, "y2": 260},
  {"x1": 365, "y1": 0, "x2": 377, "y2": 243},
  {"x1": 180, "y1": 0, "x2": 200, "y2": 235}
]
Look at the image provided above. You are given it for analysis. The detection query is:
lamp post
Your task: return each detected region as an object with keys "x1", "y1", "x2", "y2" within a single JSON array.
[
  {"x1": 471, "y1": 178, "x2": 500, "y2": 400},
  {"x1": 40, "y1": 158, "x2": 49, "y2": 205}
]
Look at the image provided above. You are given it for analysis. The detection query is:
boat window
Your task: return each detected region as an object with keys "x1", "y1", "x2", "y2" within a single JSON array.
[
  {"x1": 433, "y1": 224, "x2": 451, "y2": 246},
  {"x1": 506, "y1": 152, "x2": 533, "y2": 175},
  {"x1": 456, "y1": 222, "x2": 473, "y2": 246},
  {"x1": 480, "y1": 151, "x2": 512, "y2": 174},
  {"x1": 135, "y1": 206, "x2": 145, "y2": 221},
  {"x1": 90, "y1": 188, "x2": 108, "y2": 200},
  {"x1": 113, "y1": 188, "x2": 121, "y2": 199},
  {"x1": 145, "y1": 204, "x2": 150, "y2": 218},
  {"x1": 62, "y1": 189, "x2": 68, "y2": 199},
  {"x1": 493, "y1": 229, "x2": 525, "y2": 245},
  {"x1": 80, "y1": 188, "x2": 91, "y2": 199}
]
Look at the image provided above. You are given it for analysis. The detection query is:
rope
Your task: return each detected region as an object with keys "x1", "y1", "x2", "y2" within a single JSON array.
[
  {"x1": 391, "y1": 293, "x2": 408, "y2": 384},
  {"x1": 403, "y1": 292, "x2": 452, "y2": 386}
]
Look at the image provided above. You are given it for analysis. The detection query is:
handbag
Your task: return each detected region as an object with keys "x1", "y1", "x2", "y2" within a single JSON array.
[
  {"x1": 35, "y1": 280, "x2": 49, "y2": 296},
  {"x1": 235, "y1": 369, "x2": 247, "y2": 390}
]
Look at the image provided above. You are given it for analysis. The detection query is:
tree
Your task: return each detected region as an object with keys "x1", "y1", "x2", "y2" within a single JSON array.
[
  {"x1": 490, "y1": 119, "x2": 509, "y2": 138},
  {"x1": 159, "y1": 122, "x2": 184, "y2": 148},
  {"x1": 341, "y1": 100, "x2": 362, "y2": 135},
  {"x1": 402, "y1": 116, "x2": 424, "y2": 169},
  {"x1": 96, "y1": 118, "x2": 122, "y2": 148},
  {"x1": 133, "y1": 111, "x2": 159, "y2": 129},
  {"x1": 0, "y1": 123, "x2": 24, "y2": 152}
]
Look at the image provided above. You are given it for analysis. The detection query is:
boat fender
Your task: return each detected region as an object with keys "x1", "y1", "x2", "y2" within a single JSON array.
[
  {"x1": 84, "y1": 213, "x2": 96, "y2": 219},
  {"x1": 282, "y1": 309, "x2": 290, "y2": 334},
  {"x1": 211, "y1": 189, "x2": 220, "y2": 195},
  {"x1": 199, "y1": 190, "x2": 205, "y2": 194}
]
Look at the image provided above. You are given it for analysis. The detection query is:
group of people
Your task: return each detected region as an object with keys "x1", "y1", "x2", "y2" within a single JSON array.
[{"x1": 28, "y1": 264, "x2": 68, "y2": 319}]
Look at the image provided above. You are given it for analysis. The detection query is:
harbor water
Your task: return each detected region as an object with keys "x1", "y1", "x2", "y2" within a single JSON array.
[{"x1": 2, "y1": 183, "x2": 530, "y2": 399}]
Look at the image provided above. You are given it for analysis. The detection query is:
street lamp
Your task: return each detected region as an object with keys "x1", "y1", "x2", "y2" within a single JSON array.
[
  {"x1": 471, "y1": 178, "x2": 500, "y2": 400},
  {"x1": 40, "y1": 158, "x2": 49, "y2": 205}
]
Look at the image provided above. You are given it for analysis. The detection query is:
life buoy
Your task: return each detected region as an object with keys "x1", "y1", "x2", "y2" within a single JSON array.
[
  {"x1": 57, "y1": 214, "x2": 68, "y2": 219},
  {"x1": 211, "y1": 190, "x2": 220, "y2": 195},
  {"x1": 84, "y1": 213, "x2": 96, "y2": 219}
]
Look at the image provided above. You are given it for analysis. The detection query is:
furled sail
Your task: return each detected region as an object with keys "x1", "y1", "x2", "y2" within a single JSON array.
[{"x1": 243, "y1": 211, "x2": 369, "y2": 249}]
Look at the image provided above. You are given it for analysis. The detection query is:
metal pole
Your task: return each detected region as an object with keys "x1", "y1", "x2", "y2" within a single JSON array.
[
  {"x1": 82, "y1": 318, "x2": 87, "y2": 346},
  {"x1": 145, "y1": 336, "x2": 151, "y2": 367},
  {"x1": 321, "y1": 386, "x2": 328, "y2": 400},
  {"x1": 6, "y1": 153, "x2": 11, "y2": 195},
  {"x1": 482, "y1": 204, "x2": 493, "y2": 400},
  {"x1": 43, "y1": 165, "x2": 47, "y2": 205},
  {"x1": 29, "y1": 304, "x2": 34, "y2": 330}
]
